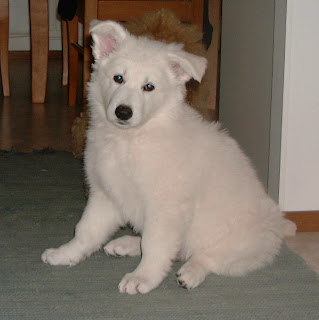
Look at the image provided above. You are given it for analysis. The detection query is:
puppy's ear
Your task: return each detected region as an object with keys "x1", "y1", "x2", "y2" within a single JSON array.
[
  {"x1": 90, "y1": 20, "x2": 128, "y2": 60},
  {"x1": 168, "y1": 49, "x2": 207, "y2": 83}
]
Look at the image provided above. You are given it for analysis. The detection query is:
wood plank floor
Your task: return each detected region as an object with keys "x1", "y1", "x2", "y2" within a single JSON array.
[
  {"x1": 1, "y1": 56, "x2": 318, "y2": 276},
  {"x1": 0, "y1": 55, "x2": 82, "y2": 153}
]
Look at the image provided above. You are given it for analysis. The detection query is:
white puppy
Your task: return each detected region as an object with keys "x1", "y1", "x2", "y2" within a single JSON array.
[{"x1": 42, "y1": 21, "x2": 296, "y2": 294}]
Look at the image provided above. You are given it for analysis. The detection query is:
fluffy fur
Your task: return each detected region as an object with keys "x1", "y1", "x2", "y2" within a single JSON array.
[{"x1": 42, "y1": 21, "x2": 296, "y2": 294}]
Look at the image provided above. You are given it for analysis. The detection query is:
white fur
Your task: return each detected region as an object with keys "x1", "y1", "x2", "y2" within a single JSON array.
[{"x1": 42, "y1": 21, "x2": 296, "y2": 294}]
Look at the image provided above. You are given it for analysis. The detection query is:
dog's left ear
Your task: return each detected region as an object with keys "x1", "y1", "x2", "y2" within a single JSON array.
[
  {"x1": 90, "y1": 20, "x2": 128, "y2": 60},
  {"x1": 168, "y1": 50, "x2": 207, "y2": 83}
]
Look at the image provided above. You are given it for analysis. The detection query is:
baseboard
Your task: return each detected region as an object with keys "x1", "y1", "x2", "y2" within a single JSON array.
[{"x1": 285, "y1": 211, "x2": 319, "y2": 232}]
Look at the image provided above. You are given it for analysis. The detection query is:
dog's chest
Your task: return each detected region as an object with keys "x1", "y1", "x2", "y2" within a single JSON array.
[{"x1": 91, "y1": 134, "x2": 145, "y2": 226}]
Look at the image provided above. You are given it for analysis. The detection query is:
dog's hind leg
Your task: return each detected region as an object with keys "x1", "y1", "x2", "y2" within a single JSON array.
[
  {"x1": 42, "y1": 191, "x2": 122, "y2": 266},
  {"x1": 176, "y1": 253, "x2": 212, "y2": 290},
  {"x1": 104, "y1": 235, "x2": 141, "y2": 257}
]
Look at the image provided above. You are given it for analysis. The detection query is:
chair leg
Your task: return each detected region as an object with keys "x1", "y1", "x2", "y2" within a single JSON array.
[
  {"x1": 82, "y1": 0, "x2": 98, "y2": 109},
  {"x1": 61, "y1": 20, "x2": 68, "y2": 86},
  {"x1": 67, "y1": 16, "x2": 79, "y2": 106},
  {"x1": 30, "y1": 0, "x2": 49, "y2": 103},
  {"x1": 0, "y1": 0, "x2": 10, "y2": 97}
]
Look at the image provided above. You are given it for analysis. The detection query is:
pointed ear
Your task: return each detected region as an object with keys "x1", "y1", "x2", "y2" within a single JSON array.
[
  {"x1": 90, "y1": 20, "x2": 129, "y2": 60},
  {"x1": 168, "y1": 50, "x2": 207, "y2": 83}
]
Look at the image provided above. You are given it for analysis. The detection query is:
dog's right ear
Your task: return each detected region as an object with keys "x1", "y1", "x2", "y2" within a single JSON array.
[{"x1": 90, "y1": 20, "x2": 128, "y2": 60}]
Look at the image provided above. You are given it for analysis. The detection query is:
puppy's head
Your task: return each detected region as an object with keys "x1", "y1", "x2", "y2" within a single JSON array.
[{"x1": 88, "y1": 20, "x2": 207, "y2": 128}]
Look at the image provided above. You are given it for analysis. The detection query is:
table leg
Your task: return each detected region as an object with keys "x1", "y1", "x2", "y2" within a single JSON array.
[{"x1": 29, "y1": 0, "x2": 48, "y2": 103}]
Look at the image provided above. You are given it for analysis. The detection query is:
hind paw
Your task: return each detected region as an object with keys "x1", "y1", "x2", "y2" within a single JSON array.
[{"x1": 104, "y1": 235, "x2": 141, "y2": 257}]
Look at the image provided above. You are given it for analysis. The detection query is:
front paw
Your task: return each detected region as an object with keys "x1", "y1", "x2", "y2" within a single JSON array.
[
  {"x1": 118, "y1": 272, "x2": 160, "y2": 295},
  {"x1": 176, "y1": 261, "x2": 207, "y2": 290},
  {"x1": 41, "y1": 247, "x2": 83, "y2": 266}
]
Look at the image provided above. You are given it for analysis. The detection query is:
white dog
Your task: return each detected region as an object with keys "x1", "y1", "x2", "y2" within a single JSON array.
[{"x1": 42, "y1": 20, "x2": 296, "y2": 294}]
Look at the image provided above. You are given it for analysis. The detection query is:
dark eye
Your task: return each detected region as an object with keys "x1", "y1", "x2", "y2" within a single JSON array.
[
  {"x1": 143, "y1": 83, "x2": 155, "y2": 92},
  {"x1": 113, "y1": 75, "x2": 124, "y2": 84}
]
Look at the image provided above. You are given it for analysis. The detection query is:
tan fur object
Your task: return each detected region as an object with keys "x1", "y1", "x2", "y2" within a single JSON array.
[
  {"x1": 71, "y1": 112, "x2": 88, "y2": 159},
  {"x1": 71, "y1": 9, "x2": 213, "y2": 158}
]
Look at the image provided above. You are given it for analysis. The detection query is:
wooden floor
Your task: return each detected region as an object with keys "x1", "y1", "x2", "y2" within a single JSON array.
[{"x1": 0, "y1": 55, "x2": 82, "y2": 153}]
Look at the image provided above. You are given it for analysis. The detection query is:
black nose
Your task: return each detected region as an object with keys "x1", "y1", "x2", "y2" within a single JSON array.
[{"x1": 115, "y1": 105, "x2": 133, "y2": 121}]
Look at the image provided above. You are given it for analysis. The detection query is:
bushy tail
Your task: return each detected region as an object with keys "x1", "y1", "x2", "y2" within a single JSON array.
[{"x1": 284, "y1": 218, "x2": 297, "y2": 237}]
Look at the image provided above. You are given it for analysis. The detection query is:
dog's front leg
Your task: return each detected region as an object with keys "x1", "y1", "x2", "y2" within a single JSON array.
[
  {"x1": 42, "y1": 191, "x2": 122, "y2": 266},
  {"x1": 118, "y1": 212, "x2": 182, "y2": 294}
]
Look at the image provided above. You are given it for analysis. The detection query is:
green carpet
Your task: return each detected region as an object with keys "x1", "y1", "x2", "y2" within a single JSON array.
[{"x1": 1, "y1": 151, "x2": 319, "y2": 320}]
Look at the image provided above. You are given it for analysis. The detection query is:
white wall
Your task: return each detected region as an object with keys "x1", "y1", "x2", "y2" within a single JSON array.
[
  {"x1": 8, "y1": 0, "x2": 62, "y2": 51},
  {"x1": 280, "y1": 0, "x2": 319, "y2": 211},
  {"x1": 219, "y1": 0, "x2": 276, "y2": 189}
]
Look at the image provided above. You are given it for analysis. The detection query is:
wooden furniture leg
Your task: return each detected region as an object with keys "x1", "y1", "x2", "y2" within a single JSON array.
[
  {"x1": 67, "y1": 15, "x2": 79, "y2": 106},
  {"x1": 0, "y1": 0, "x2": 10, "y2": 97},
  {"x1": 83, "y1": 1, "x2": 98, "y2": 107},
  {"x1": 83, "y1": 0, "x2": 98, "y2": 106},
  {"x1": 29, "y1": 0, "x2": 49, "y2": 103},
  {"x1": 68, "y1": 0, "x2": 98, "y2": 107},
  {"x1": 62, "y1": 20, "x2": 68, "y2": 86}
]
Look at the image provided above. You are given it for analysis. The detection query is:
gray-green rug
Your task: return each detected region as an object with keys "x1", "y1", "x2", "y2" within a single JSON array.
[{"x1": 1, "y1": 151, "x2": 318, "y2": 320}]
